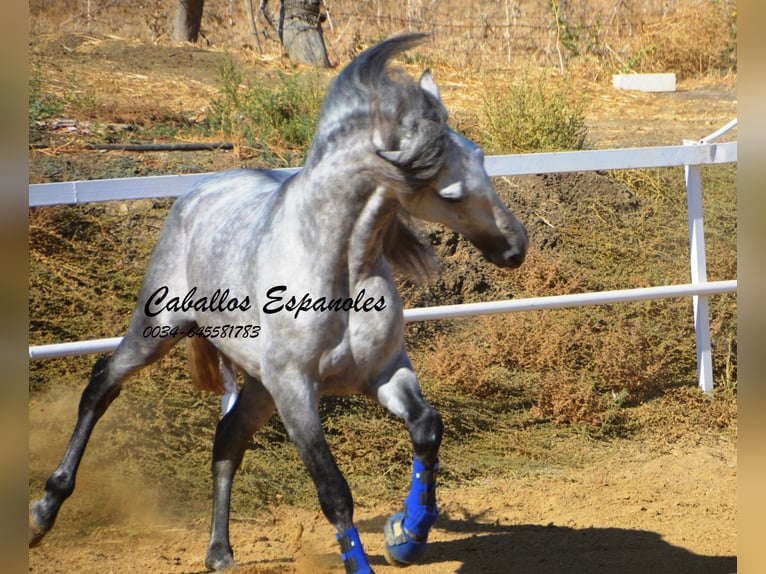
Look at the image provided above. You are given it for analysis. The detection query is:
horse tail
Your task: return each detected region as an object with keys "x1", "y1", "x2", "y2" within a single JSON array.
[{"x1": 187, "y1": 337, "x2": 235, "y2": 395}]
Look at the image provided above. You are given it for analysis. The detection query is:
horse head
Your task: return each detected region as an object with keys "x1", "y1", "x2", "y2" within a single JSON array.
[
  {"x1": 371, "y1": 48, "x2": 528, "y2": 269},
  {"x1": 307, "y1": 32, "x2": 527, "y2": 270}
]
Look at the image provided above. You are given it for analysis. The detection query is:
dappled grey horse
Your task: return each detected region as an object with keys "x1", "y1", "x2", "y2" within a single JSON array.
[{"x1": 29, "y1": 34, "x2": 527, "y2": 573}]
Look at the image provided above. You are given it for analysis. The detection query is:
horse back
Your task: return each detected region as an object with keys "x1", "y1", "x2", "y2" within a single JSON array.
[{"x1": 174, "y1": 169, "x2": 292, "y2": 223}]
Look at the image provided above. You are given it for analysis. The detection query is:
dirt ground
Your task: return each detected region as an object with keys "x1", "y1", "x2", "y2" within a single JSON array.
[
  {"x1": 29, "y1": 429, "x2": 736, "y2": 574},
  {"x1": 28, "y1": 33, "x2": 737, "y2": 574}
]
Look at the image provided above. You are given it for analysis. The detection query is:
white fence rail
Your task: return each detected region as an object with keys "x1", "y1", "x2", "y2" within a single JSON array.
[
  {"x1": 29, "y1": 121, "x2": 737, "y2": 394},
  {"x1": 29, "y1": 142, "x2": 736, "y2": 206}
]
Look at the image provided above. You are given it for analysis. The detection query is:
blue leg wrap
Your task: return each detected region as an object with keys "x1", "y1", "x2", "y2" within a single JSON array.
[
  {"x1": 337, "y1": 527, "x2": 374, "y2": 574},
  {"x1": 383, "y1": 458, "x2": 439, "y2": 566}
]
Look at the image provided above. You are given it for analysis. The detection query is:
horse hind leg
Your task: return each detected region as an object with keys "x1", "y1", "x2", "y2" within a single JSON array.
[
  {"x1": 205, "y1": 372, "x2": 276, "y2": 571},
  {"x1": 28, "y1": 322, "x2": 184, "y2": 547}
]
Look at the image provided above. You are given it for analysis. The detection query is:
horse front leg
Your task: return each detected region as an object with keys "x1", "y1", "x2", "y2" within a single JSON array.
[
  {"x1": 371, "y1": 355, "x2": 443, "y2": 566},
  {"x1": 205, "y1": 373, "x2": 275, "y2": 571}
]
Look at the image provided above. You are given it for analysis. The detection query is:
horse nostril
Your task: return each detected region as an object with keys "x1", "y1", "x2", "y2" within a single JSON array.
[{"x1": 504, "y1": 246, "x2": 526, "y2": 268}]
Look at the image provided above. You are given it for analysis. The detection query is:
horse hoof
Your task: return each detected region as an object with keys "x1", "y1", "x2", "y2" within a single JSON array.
[
  {"x1": 28, "y1": 525, "x2": 46, "y2": 548},
  {"x1": 29, "y1": 503, "x2": 48, "y2": 548},
  {"x1": 204, "y1": 556, "x2": 236, "y2": 572},
  {"x1": 383, "y1": 512, "x2": 428, "y2": 567},
  {"x1": 204, "y1": 541, "x2": 236, "y2": 571}
]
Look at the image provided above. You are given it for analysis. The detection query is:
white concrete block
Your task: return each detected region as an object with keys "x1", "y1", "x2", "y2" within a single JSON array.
[{"x1": 612, "y1": 73, "x2": 676, "y2": 92}]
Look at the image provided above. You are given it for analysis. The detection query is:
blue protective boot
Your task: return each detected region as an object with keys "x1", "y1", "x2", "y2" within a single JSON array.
[
  {"x1": 337, "y1": 526, "x2": 374, "y2": 574},
  {"x1": 383, "y1": 458, "x2": 439, "y2": 566}
]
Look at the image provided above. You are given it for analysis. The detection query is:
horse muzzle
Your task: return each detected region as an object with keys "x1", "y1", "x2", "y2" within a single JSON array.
[
  {"x1": 499, "y1": 247, "x2": 527, "y2": 268},
  {"x1": 475, "y1": 226, "x2": 528, "y2": 269},
  {"x1": 485, "y1": 246, "x2": 526, "y2": 268}
]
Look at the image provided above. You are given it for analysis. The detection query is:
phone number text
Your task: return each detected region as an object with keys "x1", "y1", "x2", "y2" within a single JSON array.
[{"x1": 142, "y1": 325, "x2": 261, "y2": 339}]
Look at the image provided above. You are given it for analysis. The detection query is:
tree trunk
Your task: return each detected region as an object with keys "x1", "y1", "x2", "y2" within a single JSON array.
[
  {"x1": 173, "y1": 0, "x2": 205, "y2": 43},
  {"x1": 279, "y1": 0, "x2": 330, "y2": 67}
]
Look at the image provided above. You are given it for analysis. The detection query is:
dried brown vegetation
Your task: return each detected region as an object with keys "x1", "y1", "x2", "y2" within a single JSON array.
[{"x1": 29, "y1": 0, "x2": 736, "y2": 77}]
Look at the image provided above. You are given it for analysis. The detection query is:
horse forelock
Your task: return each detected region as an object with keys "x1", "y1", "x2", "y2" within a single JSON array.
[{"x1": 308, "y1": 33, "x2": 449, "y2": 181}]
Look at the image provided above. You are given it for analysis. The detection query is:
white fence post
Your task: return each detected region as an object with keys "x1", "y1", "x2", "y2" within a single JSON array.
[
  {"x1": 681, "y1": 118, "x2": 737, "y2": 394},
  {"x1": 683, "y1": 152, "x2": 714, "y2": 393}
]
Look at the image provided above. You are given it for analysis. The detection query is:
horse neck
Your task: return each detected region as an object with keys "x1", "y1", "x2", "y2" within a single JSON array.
[{"x1": 287, "y1": 148, "x2": 399, "y2": 287}]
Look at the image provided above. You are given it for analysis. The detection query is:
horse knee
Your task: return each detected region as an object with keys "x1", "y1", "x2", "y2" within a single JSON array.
[
  {"x1": 409, "y1": 407, "x2": 442, "y2": 461},
  {"x1": 78, "y1": 356, "x2": 122, "y2": 419}
]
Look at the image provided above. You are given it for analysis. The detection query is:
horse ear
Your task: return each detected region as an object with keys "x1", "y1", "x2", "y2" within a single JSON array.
[{"x1": 419, "y1": 70, "x2": 441, "y2": 101}]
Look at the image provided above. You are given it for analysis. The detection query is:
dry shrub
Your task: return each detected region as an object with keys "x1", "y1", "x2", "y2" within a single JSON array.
[
  {"x1": 481, "y1": 297, "x2": 695, "y2": 395},
  {"x1": 411, "y1": 206, "x2": 713, "y2": 430},
  {"x1": 532, "y1": 372, "x2": 606, "y2": 425},
  {"x1": 28, "y1": 201, "x2": 167, "y2": 390},
  {"x1": 419, "y1": 332, "x2": 506, "y2": 399},
  {"x1": 618, "y1": 0, "x2": 737, "y2": 78},
  {"x1": 531, "y1": 371, "x2": 629, "y2": 437},
  {"x1": 29, "y1": 205, "x2": 128, "y2": 338},
  {"x1": 412, "y1": 244, "x2": 702, "y2": 432},
  {"x1": 507, "y1": 250, "x2": 591, "y2": 297}
]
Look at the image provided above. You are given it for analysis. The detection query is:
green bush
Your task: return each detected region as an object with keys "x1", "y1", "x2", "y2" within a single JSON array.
[
  {"x1": 207, "y1": 57, "x2": 326, "y2": 166},
  {"x1": 29, "y1": 62, "x2": 64, "y2": 124},
  {"x1": 29, "y1": 62, "x2": 97, "y2": 126},
  {"x1": 481, "y1": 70, "x2": 587, "y2": 153}
]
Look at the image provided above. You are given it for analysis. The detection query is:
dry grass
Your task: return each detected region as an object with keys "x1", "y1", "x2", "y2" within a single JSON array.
[
  {"x1": 480, "y1": 69, "x2": 588, "y2": 153},
  {"x1": 615, "y1": 0, "x2": 737, "y2": 78},
  {"x1": 29, "y1": 0, "x2": 736, "y2": 76}
]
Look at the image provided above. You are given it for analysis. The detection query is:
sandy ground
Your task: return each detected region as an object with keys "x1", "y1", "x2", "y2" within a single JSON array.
[{"x1": 29, "y1": 429, "x2": 736, "y2": 573}]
